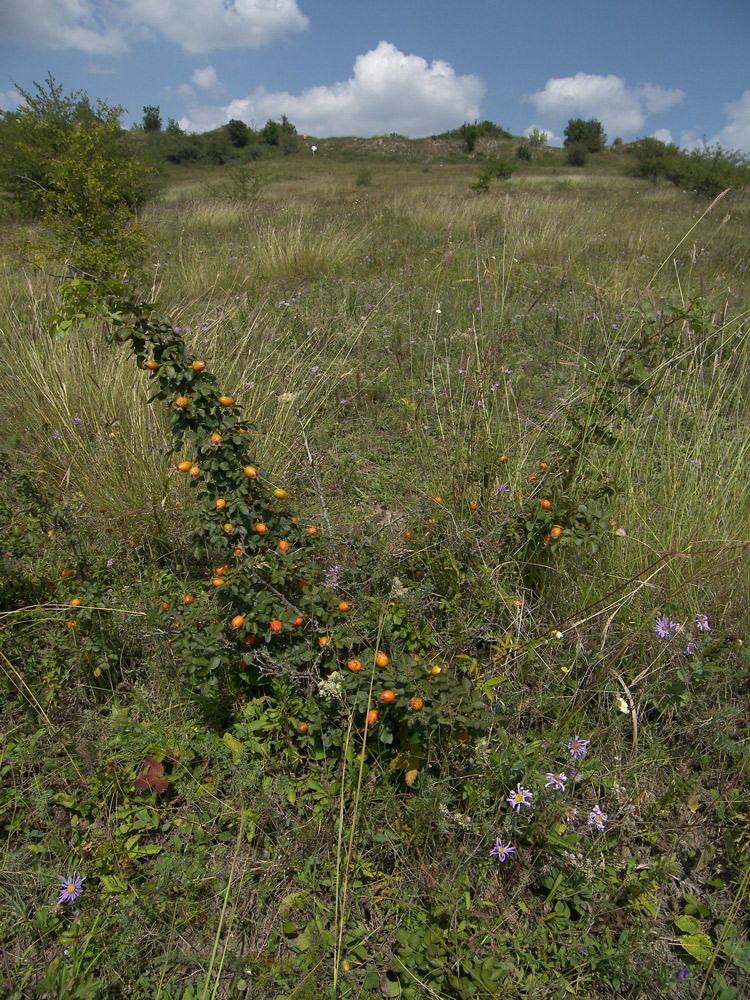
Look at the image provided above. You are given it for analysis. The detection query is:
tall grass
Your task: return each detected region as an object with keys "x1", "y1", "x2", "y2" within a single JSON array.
[{"x1": 2, "y1": 152, "x2": 749, "y2": 998}]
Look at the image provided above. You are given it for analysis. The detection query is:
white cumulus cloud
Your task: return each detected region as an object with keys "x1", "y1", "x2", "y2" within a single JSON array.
[
  {"x1": 0, "y1": 0, "x2": 126, "y2": 54},
  {"x1": 526, "y1": 72, "x2": 685, "y2": 140},
  {"x1": 128, "y1": 0, "x2": 308, "y2": 54},
  {"x1": 651, "y1": 128, "x2": 673, "y2": 144},
  {"x1": 0, "y1": 0, "x2": 308, "y2": 54},
  {"x1": 709, "y1": 90, "x2": 750, "y2": 154},
  {"x1": 191, "y1": 66, "x2": 222, "y2": 95},
  {"x1": 0, "y1": 89, "x2": 23, "y2": 112},
  {"x1": 186, "y1": 40, "x2": 484, "y2": 137}
]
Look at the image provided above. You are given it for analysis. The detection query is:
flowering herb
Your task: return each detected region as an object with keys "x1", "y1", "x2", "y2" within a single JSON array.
[
  {"x1": 568, "y1": 736, "x2": 590, "y2": 761},
  {"x1": 58, "y1": 872, "x2": 86, "y2": 904},
  {"x1": 489, "y1": 838, "x2": 517, "y2": 862},
  {"x1": 507, "y1": 783, "x2": 533, "y2": 813},
  {"x1": 545, "y1": 772, "x2": 568, "y2": 791},
  {"x1": 588, "y1": 805, "x2": 607, "y2": 831},
  {"x1": 695, "y1": 614, "x2": 711, "y2": 632},
  {"x1": 655, "y1": 616, "x2": 680, "y2": 638},
  {"x1": 323, "y1": 564, "x2": 341, "y2": 591}
]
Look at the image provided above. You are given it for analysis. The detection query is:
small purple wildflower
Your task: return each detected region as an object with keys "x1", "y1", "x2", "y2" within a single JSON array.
[
  {"x1": 588, "y1": 805, "x2": 607, "y2": 831},
  {"x1": 507, "y1": 783, "x2": 533, "y2": 813},
  {"x1": 568, "y1": 736, "x2": 590, "y2": 761},
  {"x1": 106, "y1": 558, "x2": 114, "y2": 568},
  {"x1": 695, "y1": 614, "x2": 711, "y2": 632},
  {"x1": 58, "y1": 872, "x2": 85, "y2": 904},
  {"x1": 545, "y1": 772, "x2": 568, "y2": 791},
  {"x1": 655, "y1": 616, "x2": 681, "y2": 638},
  {"x1": 489, "y1": 838, "x2": 517, "y2": 862},
  {"x1": 324, "y1": 564, "x2": 341, "y2": 591},
  {"x1": 72, "y1": 416, "x2": 82, "y2": 426},
  {"x1": 497, "y1": 483, "x2": 510, "y2": 495},
  {"x1": 685, "y1": 640, "x2": 698, "y2": 656},
  {"x1": 676, "y1": 968, "x2": 689, "y2": 982}
]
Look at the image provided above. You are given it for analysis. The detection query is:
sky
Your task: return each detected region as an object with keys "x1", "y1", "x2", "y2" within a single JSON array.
[{"x1": 1, "y1": 0, "x2": 749, "y2": 152}]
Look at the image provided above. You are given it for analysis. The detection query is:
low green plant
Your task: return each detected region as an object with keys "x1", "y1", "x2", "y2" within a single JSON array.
[{"x1": 470, "y1": 156, "x2": 517, "y2": 192}]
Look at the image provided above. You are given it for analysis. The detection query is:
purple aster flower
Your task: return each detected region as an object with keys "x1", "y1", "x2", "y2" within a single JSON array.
[
  {"x1": 588, "y1": 805, "x2": 607, "y2": 831},
  {"x1": 507, "y1": 783, "x2": 533, "y2": 813},
  {"x1": 685, "y1": 640, "x2": 698, "y2": 656},
  {"x1": 545, "y1": 772, "x2": 568, "y2": 792},
  {"x1": 655, "y1": 616, "x2": 680, "y2": 638},
  {"x1": 695, "y1": 614, "x2": 710, "y2": 632},
  {"x1": 58, "y1": 872, "x2": 85, "y2": 904},
  {"x1": 489, "y1": 837, "x2": 517, "y2": 862},
  {"x1": 568, "y1": 736, "x2": 590, "y2": 761}
]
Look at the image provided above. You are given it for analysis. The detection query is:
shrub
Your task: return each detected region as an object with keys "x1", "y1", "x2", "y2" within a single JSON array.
[
  {"x1": 628, "y1": 139, "x2": 750, "y2": 198},
  {"x1": 225, "y1": 118, "x2": 250, "y2": 148},
  {"x1": 470, "y1": 156, "x2": 517, "y2": 191},
  {"x1": 49, "y1": 279, "x2": 500, "y2": 764},
  {"x1": 565, "y1": 143, "x2": 588, "y2": 167},
  {"x1": 142, "y1": 105, "x2": 162, "y2": 132},
  {"x1": 564, "y1": 118, "x2": 606, "y2": 152},
  {"x1": 0, "y1": 75, "x2": 153, "y2": 278}
]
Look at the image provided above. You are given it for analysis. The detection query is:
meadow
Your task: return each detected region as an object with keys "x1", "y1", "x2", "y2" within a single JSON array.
[{"x1": 1, "y1": 142, "x2": 749, "y2": 999}]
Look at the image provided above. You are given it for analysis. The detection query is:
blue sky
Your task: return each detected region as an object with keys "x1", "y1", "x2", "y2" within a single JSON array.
[{"x1": 1, "y1": 0, "x2": 749, "y2": 152}]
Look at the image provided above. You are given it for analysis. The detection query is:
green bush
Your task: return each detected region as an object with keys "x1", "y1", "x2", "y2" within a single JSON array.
[
  {"x1": 0, "y1": 75, "x2": 153, "y2": 278},
  {"x1": 564, "y1": 142, "x2": 588, "y2": 167},
  {"x1": 564, "y1": 118, "x2": 606, "y2": 152},
  {"x1": 627, "y1": 138, "x2": 750, "y2": 198},
  {"x1": 470, "y1": 156, "x2": 517, "y2": 192}
]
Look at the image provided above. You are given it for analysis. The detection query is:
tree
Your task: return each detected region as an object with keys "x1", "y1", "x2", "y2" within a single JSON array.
[
  {"x1": 458, "y1": 122, "x2": 478, "y2": 153},
  {"x1": 142, "y1": 105, "x2": 162, "y2": 132},
  {"x1": 564, "y1": 118, "x2": 606, "y2": 152},
  {"x1": 261, "y1": 119, "x2": 280, "y2": 146},
  {"x1": 225, "y1": 118, "x2": 250, "y2": 148},
  {"x1": 0, "y1": 75, "x2": 154, "y2": 277}
]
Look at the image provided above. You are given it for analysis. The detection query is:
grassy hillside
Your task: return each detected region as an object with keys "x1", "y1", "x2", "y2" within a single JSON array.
[{"x1": 1, "y1": 147, "x2": 749, "y2": 1000}]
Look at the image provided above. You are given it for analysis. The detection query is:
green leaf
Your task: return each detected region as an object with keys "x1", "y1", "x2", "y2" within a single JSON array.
[
  {"x1": 679, "y1": 933, "x2": 714, "y2": 964},
  {"x1": 100, "y1": 874, "x2": 127, "y2": 894},
  {"x1": 675, "y1": 914, "x2": 702, "y2": 935},
  {"x1": 222, "y1": 732, "x2": 243, "y2": 765}
]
